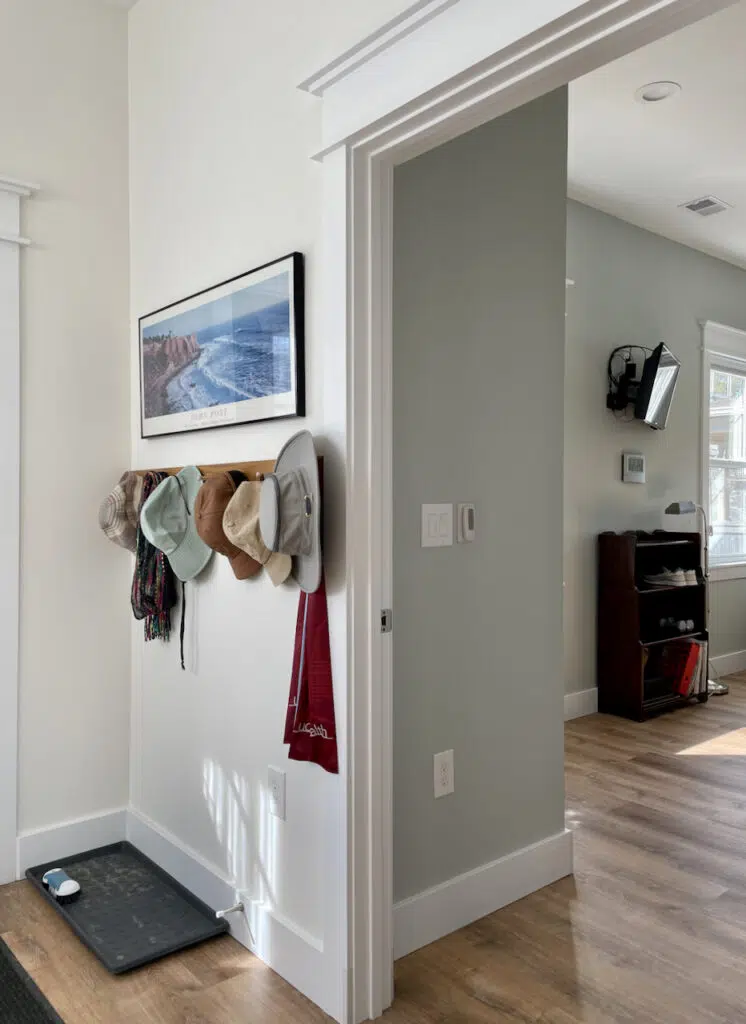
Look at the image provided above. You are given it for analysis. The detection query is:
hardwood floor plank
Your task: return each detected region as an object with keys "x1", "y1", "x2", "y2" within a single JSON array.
[{"x1": 4, "y1": 681, "x2": 746, "y2": 1022}]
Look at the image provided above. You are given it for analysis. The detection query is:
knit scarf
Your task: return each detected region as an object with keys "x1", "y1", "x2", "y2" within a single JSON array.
[{"x1": 131, "y1": 471, "x2": 178, "y2": 640}]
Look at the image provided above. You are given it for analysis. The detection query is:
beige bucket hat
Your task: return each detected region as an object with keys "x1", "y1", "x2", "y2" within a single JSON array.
[{"x1": 223, "y1": 481, "x2": 292, "y2": 587}]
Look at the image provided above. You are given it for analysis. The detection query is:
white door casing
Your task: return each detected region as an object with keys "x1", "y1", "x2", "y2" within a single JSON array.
[
  {"x1": 300, "y1": 0, "x2": 734, "y2": 1019},
  {"x1": 0, "y1": 175, "x2": 37, "y2": 884}
]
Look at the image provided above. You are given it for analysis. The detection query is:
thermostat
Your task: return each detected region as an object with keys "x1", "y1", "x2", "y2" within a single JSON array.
[{"x1": 622, "y1": 451, "x2": 646, "y2": 484}]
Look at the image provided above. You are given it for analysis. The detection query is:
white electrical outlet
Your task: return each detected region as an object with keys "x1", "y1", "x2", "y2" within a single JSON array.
[
  {"x1": 268, "y1": 766, "x2": 286, "y2": 820},
  {"x1": 433, "y1": 750, "x2": 454, "y2": 799}
]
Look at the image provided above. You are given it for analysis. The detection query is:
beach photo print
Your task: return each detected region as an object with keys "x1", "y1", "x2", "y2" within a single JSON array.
[{"x1": 139, "y1": 252, "x2": 305, "y2": 438}]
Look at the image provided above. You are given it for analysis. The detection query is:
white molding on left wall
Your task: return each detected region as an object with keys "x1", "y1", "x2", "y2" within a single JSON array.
[
  {"x1": 0, "y1": 174, "x2": 38, "y2": 886},
  {"x1": 16, "y1": 808, "x2": 127, "y2": 876}
]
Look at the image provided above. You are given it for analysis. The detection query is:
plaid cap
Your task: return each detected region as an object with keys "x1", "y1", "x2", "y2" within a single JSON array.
[{"x1": 99, "y1": 472, "x2": 144, "y2": 553}]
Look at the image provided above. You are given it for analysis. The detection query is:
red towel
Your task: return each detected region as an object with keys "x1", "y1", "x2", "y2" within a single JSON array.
[{"x1": 284, "y1": 575, "x2": 338, "y2": 774}]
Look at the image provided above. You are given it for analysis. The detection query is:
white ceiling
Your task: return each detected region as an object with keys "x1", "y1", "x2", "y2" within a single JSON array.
[{"x1": 569, "y1": 1, "x2": 746, "y2": 269}]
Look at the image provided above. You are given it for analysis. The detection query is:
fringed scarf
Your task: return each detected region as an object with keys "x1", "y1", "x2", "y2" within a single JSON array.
[{"x1": 131, "y1": 471, "x2": 178, "y2": 640}]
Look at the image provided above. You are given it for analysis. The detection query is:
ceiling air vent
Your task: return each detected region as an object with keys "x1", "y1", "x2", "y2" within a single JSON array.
[{"x1": 681, "y1": 195, "x2": 731, "y2": 217}]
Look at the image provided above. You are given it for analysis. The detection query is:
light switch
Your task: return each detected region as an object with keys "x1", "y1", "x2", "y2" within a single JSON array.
[{"x1": 422, "y1": 504, "x2": 453, "y2": 547}]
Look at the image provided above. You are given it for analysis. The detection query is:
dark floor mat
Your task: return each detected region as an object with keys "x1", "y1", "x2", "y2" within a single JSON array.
[
  {"x1": 26, "y1": 842, "x2": 228, "y2": 974},
  {"x1": 0, "y1": 937, "x2": 64, "y2": 1023}
]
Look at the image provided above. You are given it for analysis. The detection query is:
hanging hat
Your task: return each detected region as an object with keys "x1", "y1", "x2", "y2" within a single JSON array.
[
  {"x1": 195, "y1": 472, "x2": 262, "y2": 581},
  {"x1": 99, "y1": 471, "x2": 144, "y2": 553},
  {"x1": 140, "y1": 465, "x2": 213, "y2": 582},
  {"x1": 259, "y1": 430, "x2": 321, "y2": 594},
  {"x1": 223, "y1": 481, "x2": 292, "y2": 587}
]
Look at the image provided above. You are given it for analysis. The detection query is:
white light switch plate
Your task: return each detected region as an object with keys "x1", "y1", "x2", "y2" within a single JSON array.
[
  {"x1": 268, "y1": 766, "x2": 286, "y2": 820},
  {"x1": 422, "y1": 504, "x2": 453, "y2": 547}
]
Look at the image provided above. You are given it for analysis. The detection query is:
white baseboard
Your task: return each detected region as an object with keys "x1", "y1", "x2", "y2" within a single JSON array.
[
  {"x1": 393, "y1": 828, "x2": 573, "y2": 960},
  {"x1": 16, "y1": 807, "x2": 127, "y2": 876},
  {"x1": 710, "y1": 649, "x2": 746, "y2": 677},
  {"x1": 126, "y1": 807, "x2": 328, "y2": 1016},
  {"x1": 564, "y1": 688, "x2": 598, "y2": 720}
]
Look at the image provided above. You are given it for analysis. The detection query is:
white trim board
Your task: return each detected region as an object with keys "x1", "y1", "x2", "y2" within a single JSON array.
[
  {"x1": 0, "y1": 175, "x2": 36, "y2": 886},
  {"x1": 710, "y1": 650, "x2": 746, "y2": 677},
  {"x1": 564, "y1": 688, "x2": 599, "y2": 721},
  {"x1": 0, "y1": 232, "x2": 30, "y2": 247},
  {"x1": 16, "y1": 808, "x2": 127, "y2": 876},
  {"x1": 0, "y1": 176, "x2": 39, "y2": 198},
  {"x1": 126, "y1": 808, "x2": 330, "y2": 1017},
  {"x1": 700, "y1": 320, "x2": 746, "y2": 581},
  {"x1": 393, "y1": 830, "x2": 573, "y2": 960}
]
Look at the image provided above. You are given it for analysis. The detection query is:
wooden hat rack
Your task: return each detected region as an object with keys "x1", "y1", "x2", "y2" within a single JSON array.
[{"x1": 133, "y1": 458, "x2": 276, "y2": 481}]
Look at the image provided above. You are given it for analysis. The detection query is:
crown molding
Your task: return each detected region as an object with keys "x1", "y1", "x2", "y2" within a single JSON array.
[
  {"x1": 0, "y1": 176, "x2": 39, "y2": 198},
  {"x1": 307, "y1": 0, "x2": 733, "y2": 158},
  {"x1": 298, "y1": 0, "x2": 459, "y2": 96}
]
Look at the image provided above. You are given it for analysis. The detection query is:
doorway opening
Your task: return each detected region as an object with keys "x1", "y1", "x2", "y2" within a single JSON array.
[{"x1": 333, "y1": 0, "x2": 739, "y2": 1017}]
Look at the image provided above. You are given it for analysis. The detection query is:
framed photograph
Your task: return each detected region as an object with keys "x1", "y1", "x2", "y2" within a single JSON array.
[{"x1": 139, "y1": 252, "x2": 305, "y2": 438}]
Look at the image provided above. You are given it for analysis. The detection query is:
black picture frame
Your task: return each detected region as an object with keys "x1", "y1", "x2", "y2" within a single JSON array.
[{"x1": 139, "y1": 252, "x2": 305, "y2": 439}]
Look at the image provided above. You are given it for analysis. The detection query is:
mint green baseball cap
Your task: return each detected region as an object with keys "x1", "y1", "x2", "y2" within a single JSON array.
[{"x1": 140, "y1": 465, "x2": 213, "y2": 582}]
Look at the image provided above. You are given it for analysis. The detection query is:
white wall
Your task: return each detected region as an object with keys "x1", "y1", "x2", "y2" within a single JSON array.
[
  {"x1": 393, "y1": 90, "x2": 569, "y2": 902},
  {"x1": 0, "y1": 0, "x2": 131, "y2": 834},
  {"x1": 127, "y1": 1, "x2": 413, "y2": 1017},
  {"x1": 565, "y1": 200, "x2": 746, "y2": 696}
]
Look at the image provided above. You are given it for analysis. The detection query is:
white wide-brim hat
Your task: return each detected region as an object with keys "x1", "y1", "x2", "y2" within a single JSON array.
[{"x1": 259, "y1": 430, "x2": 321, "y2": 594}]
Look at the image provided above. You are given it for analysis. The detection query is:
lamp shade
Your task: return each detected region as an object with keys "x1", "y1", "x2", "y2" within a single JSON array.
[{"x1": 665, "y1": 501, "x2": 697, "y2": 515}]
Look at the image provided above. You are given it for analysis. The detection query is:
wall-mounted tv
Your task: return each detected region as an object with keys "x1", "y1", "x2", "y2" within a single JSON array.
[{"x1": 634, "y1": 343, "x2": 681, "y2": 430}]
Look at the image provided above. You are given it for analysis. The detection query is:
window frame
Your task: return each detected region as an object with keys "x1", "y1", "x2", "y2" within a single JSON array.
[{"x1": 702, "y1": 320, "x2": 746, "y2": 580}]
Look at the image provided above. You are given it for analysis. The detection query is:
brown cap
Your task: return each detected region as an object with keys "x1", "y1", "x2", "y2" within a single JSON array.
[{"x1": 195, "y1": 472, "x2": 261, "y2": 580}]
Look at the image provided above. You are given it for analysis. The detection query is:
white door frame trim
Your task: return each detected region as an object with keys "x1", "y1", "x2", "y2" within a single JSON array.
[
  {"x1": 0, "y1": 175, "x2": 37, "y2": 885},
  {"x1": 305, "y1": 1, "x2": 732, "y2": 1019}
]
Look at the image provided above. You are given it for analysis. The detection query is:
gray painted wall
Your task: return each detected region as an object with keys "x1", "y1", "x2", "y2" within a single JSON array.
[
  {"x1": 392, "y1": 90, "x2": 568, "y2": 904},
  {"x1": 565, "y1": 200, "x2": 746, "y2": 696}
]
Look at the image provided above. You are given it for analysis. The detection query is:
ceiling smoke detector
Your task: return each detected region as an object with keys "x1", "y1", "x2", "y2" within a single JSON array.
[
  {"x1": 681, "y1": 195, "x2": 732, "y2": 217},
  {"x1": 635, "y1": 81, "x2": 682, "y2": 103}
]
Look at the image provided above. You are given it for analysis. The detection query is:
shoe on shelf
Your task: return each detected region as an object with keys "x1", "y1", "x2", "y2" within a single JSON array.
[
  {"x1": 684, "y1": 570, "x2": 698, "y2": 586},
  {"x1": 643, "y1": 568, "x2": 687, "y2": 587}
]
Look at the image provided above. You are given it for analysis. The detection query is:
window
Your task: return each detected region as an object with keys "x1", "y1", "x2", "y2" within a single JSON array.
[{"x1": 703, "y1": 322, "x2": 746, "y2": 575}]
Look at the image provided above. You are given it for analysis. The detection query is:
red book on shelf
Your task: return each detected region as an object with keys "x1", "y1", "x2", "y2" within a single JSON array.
[{"x1": 674, "y1": 641, "x2": 701, "y2": 697}]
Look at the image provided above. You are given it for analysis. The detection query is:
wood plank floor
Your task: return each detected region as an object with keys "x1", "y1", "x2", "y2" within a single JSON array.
[{"x1": 3, "y1": 677, "x2": 746, "y2": 1022}]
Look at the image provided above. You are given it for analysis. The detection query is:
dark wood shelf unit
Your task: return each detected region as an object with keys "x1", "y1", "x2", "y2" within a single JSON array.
[{"x1": 598, "y1": 530, "x2": 708, "y2": 721}]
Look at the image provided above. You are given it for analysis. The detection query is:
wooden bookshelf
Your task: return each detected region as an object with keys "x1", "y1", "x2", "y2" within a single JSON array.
[{"x1": 597, "y1": 530, "x2": 708, "y2": 720}]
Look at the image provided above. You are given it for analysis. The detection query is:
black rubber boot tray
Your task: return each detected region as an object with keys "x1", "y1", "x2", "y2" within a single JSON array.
[{"x1": 26, "y1": 841, "x2": 228, "y2": 973}]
